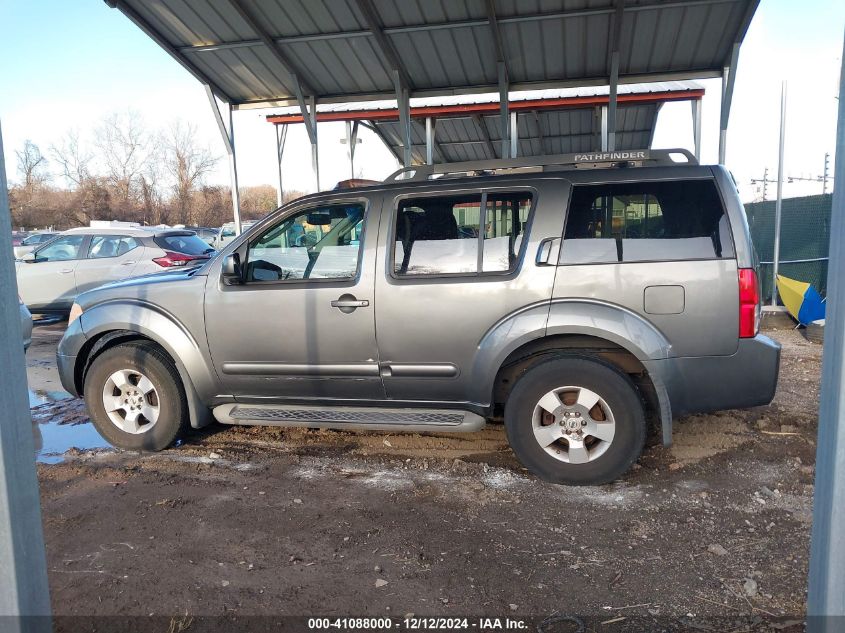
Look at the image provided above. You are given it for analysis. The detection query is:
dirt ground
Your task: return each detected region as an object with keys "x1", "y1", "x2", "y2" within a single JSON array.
[{"x1": 27, "y1": 321, "x2": 820, "y2": 631}]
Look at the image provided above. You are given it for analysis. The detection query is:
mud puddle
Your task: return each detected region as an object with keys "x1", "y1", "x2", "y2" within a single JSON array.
[{"x1": 29, "y1": 391, "x2": 112, "y2": 463}]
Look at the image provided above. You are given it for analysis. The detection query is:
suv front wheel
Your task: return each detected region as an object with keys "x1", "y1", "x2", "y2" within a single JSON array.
[
  {"x1": 504, "y1": 356, "x2": 646, "y2": 485},
  {"x1": 84, "y1": 342, "x2": 188, "y2": 451}
]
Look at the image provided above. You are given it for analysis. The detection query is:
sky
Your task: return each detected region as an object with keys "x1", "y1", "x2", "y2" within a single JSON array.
[{"x1": 1, "y1": 0, "x2": 843, "y2": 204}]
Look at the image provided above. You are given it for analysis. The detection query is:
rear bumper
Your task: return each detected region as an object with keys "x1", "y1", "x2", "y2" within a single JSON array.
[{"x1": 644, "y1": 334, "x2": 781, "y2": 416}]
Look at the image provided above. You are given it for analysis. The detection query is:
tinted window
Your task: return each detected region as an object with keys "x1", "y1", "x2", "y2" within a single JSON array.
[
  {"x1": 88, "y1": 235, "x2": 140, "y2": 259},
  {"x1": 394, "y1": 192, "x2": 532, "y2": 276},
  {"x1": 154, "y1": 234, "x2": 215, "y2": 255},
  {"x1": 35, "y1": 235, "x2": 85, "y2": 262},
  {"x1": 246, "y1": 203, "x2": 365, "y2": 282},
  {"x1": 561, "y1": 180, "x2": 733, "y2": 264}
]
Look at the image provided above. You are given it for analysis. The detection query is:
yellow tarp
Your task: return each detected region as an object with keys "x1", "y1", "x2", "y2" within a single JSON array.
[{"x1": 777, "y1": 274, "x2": 810, "y2": 321}]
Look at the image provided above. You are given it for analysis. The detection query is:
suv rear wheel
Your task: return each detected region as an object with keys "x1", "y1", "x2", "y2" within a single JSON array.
[
  {"x1": 504, "y1": 356, "x2": 646, "y2": 485},
  {"x1": 84, "y1": 342, "x2": 188, "y2": 451}
]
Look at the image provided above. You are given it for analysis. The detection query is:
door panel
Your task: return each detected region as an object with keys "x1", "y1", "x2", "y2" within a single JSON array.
[
  {"x1": 16, "y1": 234, "x2": 87, "y2": 310},
  {"x1": 204, "y1": 198, "x2": 383, "y2": 401},
  {"x1": 374, "y1": 181, "x2": 568, "y2": 404}
]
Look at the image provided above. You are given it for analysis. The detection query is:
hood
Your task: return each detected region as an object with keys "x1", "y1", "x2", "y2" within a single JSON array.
[{"x1": 75, "y1": 266, "x2": 206, "y2": 310}]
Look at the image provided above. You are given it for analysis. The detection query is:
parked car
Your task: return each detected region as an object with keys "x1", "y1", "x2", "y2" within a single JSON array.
[
  {"x1": 11, "y1": 231, "x2": 28, "y2": 247},
  {"x1": 213, "y1": 221, "x2": 256, "y2": 250},
  {"x1": 17, "y1": 227, "x2": 215, "y2": 314},
  {"x1": 14, "y1": 231, "x2": 58, "y2": 259},
  {"x1": 189, "y1": 227, "x2": 218, "y2": 247},
  {"x1": 20, "y1": 298, "x2": 32, "y2": 351},
  {"x1": 58, "y1": 149, "x2": 780, "y2": 485}
]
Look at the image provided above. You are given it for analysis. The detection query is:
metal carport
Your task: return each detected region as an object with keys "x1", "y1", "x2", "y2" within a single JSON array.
[
  {"x1": 104, "y1": 0, "x2": 758, "y2": 231},
  {"x1": 265, "y1": 81, "x2": 704, "y2": 194}
]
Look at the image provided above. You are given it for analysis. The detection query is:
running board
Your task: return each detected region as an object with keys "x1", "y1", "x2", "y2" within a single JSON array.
[{"x1": 213, "y1": 404, "x2": 486, "y2": 433}]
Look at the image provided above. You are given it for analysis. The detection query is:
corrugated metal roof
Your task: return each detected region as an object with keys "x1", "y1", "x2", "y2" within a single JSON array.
[
  {"x1": 107, "y1": 0, "x2": 757, "y2": 109},
  {"x1": 372, "y1": 101, "x2": 660, "y2": 163}
]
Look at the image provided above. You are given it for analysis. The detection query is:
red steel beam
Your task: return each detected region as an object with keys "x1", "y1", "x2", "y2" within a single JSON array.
[{"x1": 266, "y1": 89, "x2": 704, "y2": 125}]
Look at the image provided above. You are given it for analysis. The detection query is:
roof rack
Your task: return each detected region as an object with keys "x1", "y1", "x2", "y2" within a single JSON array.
[{"x1": 385, "y1": 148, "x2": 697, "y2": 182}]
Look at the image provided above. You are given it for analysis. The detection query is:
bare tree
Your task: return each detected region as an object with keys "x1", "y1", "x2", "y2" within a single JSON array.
[
  {"x1": 163, "y1": 120, "x2": 219, "y2": 225},
  {"x1": 16, "y1": 140, "x2": 48, "y2": 189},
  {"x1": 95, "y1": 110, "x2": 150, "y2": 205},
  {"x1": 51, "y1": 129, "x2": 92, "y2": 188}
]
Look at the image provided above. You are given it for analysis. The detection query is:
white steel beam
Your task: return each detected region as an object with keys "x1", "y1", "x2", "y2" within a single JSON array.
[
  {"x1": 807, "y1": 34, "x2": 845, "y2": 627},
  {"x1": 498, "y1": 62, "x2": 510, "y2": 159},
  {"x1": 394, "y1": 70, "x2": 412, "y2": 167},
  {"x1": 510, "y1": 111, "x2": 519, "y2": 158},
  {"x1": 205, "y1": 85, "x2": 242, "y2": 234},
  {"x1": 0, "y1": 119, "x2": 52, "y2": 631},
  {"x1": 275, "y1": 123, "x2": 288, "y2": 207},
  {"x1": 719, "y1": 42, "x2": 740, "y2": 164},
  {"x1": 425, "y1": 117, "x2": 435, "y2": 165},
  {"x1": 691, "y1": 99, "x2": 702, "y2": 161}
]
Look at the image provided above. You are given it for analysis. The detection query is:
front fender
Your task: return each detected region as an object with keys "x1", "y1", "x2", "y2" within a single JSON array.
[{"x1": 77, "y1": 300, "x2": 218, "y2": 428}]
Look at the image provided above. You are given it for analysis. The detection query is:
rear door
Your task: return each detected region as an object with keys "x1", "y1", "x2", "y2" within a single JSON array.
[
  {"x1": 75, "y1": 234, "x2": 143, "y2": 293},
  {"x1": 554, "y1": 171, "x2": 738, "y2": 357},
  {"x1": 373, "y1": 179, "x2": 566, "y2": 403},
  {"x1": 17, "y1": 234, "x2": 89, "y2": 310}
]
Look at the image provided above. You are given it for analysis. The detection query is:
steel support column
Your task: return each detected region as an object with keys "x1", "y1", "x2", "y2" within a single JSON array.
[
  {"x1": 206, "y1": 85, "x2": 242, "y2": 234},
  {"x1": 275, "y1": 123, "x2": 287, "y2": 207},
  {"x1": 498, "y1": 61, "x2": 509, "y2": 159},
  {"x1": 394, "y1": 71, "x2": 412, "y2": 167},
  {"x1": 345, "y1": 120, "x2": 360, "y2": 178},
  {"x1": 510, "y1": 111, "x2": 519, "y2": 158},
  {"x1": 691, "y1": 99, "x2": 702, "y2": 161},
  {"x1": 807, "y1": 34, "x2": 845, "y2": 629},
  {"x1": 600, "y1": 105, "x2": 609, "y2": 151},
  {"x1": 425, "y1": 117, "x2": 435, "y2": 165},
  {"x1": 295, "y1": 84, "x2": 320, "y2": 192},
  {"x1": 607, "y1": 51, "x2": 620, "y2": 152},
  {"x1": 0, "y1": 119, "x2": 52, "y2": 632},
  {"x1": 719, "y1": 43, "x2": 740, "y2": 164}
]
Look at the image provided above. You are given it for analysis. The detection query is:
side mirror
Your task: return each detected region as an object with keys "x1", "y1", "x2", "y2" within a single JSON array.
[
  {"x1": 21, "y1": 252, "x2": 36, "y2": 263},
  {"x1": 221, "y1": 253, "x2": 242, "y2": 285}
]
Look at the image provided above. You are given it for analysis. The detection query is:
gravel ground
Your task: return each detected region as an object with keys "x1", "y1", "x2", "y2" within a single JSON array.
[{"x1": 27, "y1": 322, "x2": 820, "y2": 631}]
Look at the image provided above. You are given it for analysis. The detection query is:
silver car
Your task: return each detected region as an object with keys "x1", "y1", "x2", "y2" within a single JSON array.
[
  {"x1": 14, "y1": 232, "x2": 57, "y2": 259},
  {"x1": 17, "y1": 227, "x2": 215, "y2": 314},
  {"x1": 213, "y1": 221, "x2": 256, "y2": 250},
  {"x1": 57, "y1": 150, "x2": 780, "y2": 485},
  {"x1": 20, "y1": 298, "x2": 32, "y2": 351}
]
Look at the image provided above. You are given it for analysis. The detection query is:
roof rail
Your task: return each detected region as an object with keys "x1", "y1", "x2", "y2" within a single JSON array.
[{"x1": 385, "y1": 148, "x2": 697, "y2": 182}]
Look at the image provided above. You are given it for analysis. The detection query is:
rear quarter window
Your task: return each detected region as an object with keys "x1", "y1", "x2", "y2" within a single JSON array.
[
  {"x1": 560, "y1": 179, "x2": 734, "y2": 264},
  {"x1": 154, "y1": 234, "x2": 214, "y2": 255}
]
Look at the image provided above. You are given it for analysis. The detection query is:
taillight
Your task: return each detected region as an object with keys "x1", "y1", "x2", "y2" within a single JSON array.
[
  {"x1": 738, "y1": 268, "x2": 760, "y2": 338},
  {"x1": 152, "y1": 251, "x2": 207, "y2": 268}
]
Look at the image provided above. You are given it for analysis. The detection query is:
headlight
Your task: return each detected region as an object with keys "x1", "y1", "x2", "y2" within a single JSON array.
[{"x1": 68, "y1": 303, "x2": 83, "y2": 325}]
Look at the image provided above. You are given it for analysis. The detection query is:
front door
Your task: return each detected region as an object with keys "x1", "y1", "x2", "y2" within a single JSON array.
[
  {"x1": 205, "y1": 197, "x2": 383, "y2": 401},
  {"x1": 17, "y1": 234, "x2": 88, "y2": 311}
]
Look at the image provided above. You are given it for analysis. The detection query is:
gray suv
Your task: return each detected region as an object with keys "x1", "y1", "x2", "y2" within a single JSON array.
[{"x1": 57, "y1": 150, "x2": 780, "y2": 485}]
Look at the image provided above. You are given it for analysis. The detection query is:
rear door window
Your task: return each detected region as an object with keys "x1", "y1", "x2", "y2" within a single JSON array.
[
  {"x1": 561, "y1": 179, "x2": 733, "y2": 264},
  {"x1": 393, "y1": 192, "x2": 532, "y2": 276},
  {"x1": 87, "y1": 235, "x2": 140, "y2": 258},
  {"x1": 154, "y1": 234, "x2": 215, "y2": 255}
]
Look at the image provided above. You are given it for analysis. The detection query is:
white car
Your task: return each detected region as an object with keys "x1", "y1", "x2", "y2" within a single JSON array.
[
  {"x1": 16, "y1": 227, "x2": 215, "y2": 314},
  {"x1": 213, "y1": 221, "x2": 256, "y2": 250}
]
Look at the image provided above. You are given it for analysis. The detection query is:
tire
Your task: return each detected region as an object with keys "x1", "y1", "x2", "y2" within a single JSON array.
[
  {"x1": 83, "y1": 342, "x2": 188, "y2": 451},
  {"x1": 804, "y1": 322, "x2": 824, "y2": 344},
  {"x1": 504, "y1": 355, "x2": 646, "y2": 486}
]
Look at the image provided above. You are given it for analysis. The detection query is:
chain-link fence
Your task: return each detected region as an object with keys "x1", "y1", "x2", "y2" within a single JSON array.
[{"x1": 745, "y1": 193, "x2": 832, "y2": 303}]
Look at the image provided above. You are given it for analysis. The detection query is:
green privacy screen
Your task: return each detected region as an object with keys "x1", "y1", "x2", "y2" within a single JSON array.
[{"x1": 744, "y1": 193, "x2": 832, "y2": 303}]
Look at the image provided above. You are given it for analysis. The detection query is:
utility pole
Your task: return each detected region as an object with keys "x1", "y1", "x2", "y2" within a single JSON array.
[
  {"x1": 0, "y1": 120, "x2": 52, "y2": 631},
  {"x1": 772, "y1": 81, "x2": 787, "y2": 307},
  {"x1": 824, "y1": 152, "x2": 830, "y2": 194},
  {"x1": 751, "y1": 166, "x2": 775, "y2": 200}
]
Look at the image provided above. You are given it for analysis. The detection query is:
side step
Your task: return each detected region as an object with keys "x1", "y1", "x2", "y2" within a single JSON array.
[{"x1": 213, "y1": 404, "x2": 486, "y2": 433}]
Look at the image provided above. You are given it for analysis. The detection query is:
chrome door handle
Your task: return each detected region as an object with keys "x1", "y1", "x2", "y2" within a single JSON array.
[
  {"x1": 59, "y1": 269, "x2": 73, "y2": 274},
  {"x1": 331, "y1": 299, "x2": 369, "y2": 308},
  {"x1": 536, "y1": 238, "x2": 561, "y2": 266},
  {"x1": 121, "y1": 261, "x2": 137, "y2": 266}
]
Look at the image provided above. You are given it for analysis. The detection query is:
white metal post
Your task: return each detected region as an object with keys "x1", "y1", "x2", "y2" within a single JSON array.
[
  {"x1": 600, "y1": 105, "x2": 609, "y2": 152},
  {"x1": 772, "y1": 81, "x2": 787, "y2": 306},
  {"x1": 275, "y1": 123, "x2": 287, "y2": 208},
  {"x1": 206, "y1": 85, "x2": 242, "y2": 234},
  {"x1": 607, "y1": 51, "x2": 619, "y2": 152},
  {"x1": 719, "y1": 43, "x2": 740, "y2": 165},
  {"x1": 498, "y1": 61, "x2": 509, "y2": 159},
  {"x1": 425, "y1": 117, "x2": 435, "y2": 165},
  {"x1": 509, "y1": 111, "x2": 519, "y2": 158},
  {"x1": 807, "y1": 33, "x2": 845, "y2": 628},
  {"x1": 0, "y1": 119, "x2": 52, "y2": 631},
  {"x1": 691, "y1": 99, "x2": 702, "y2": 162}
]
